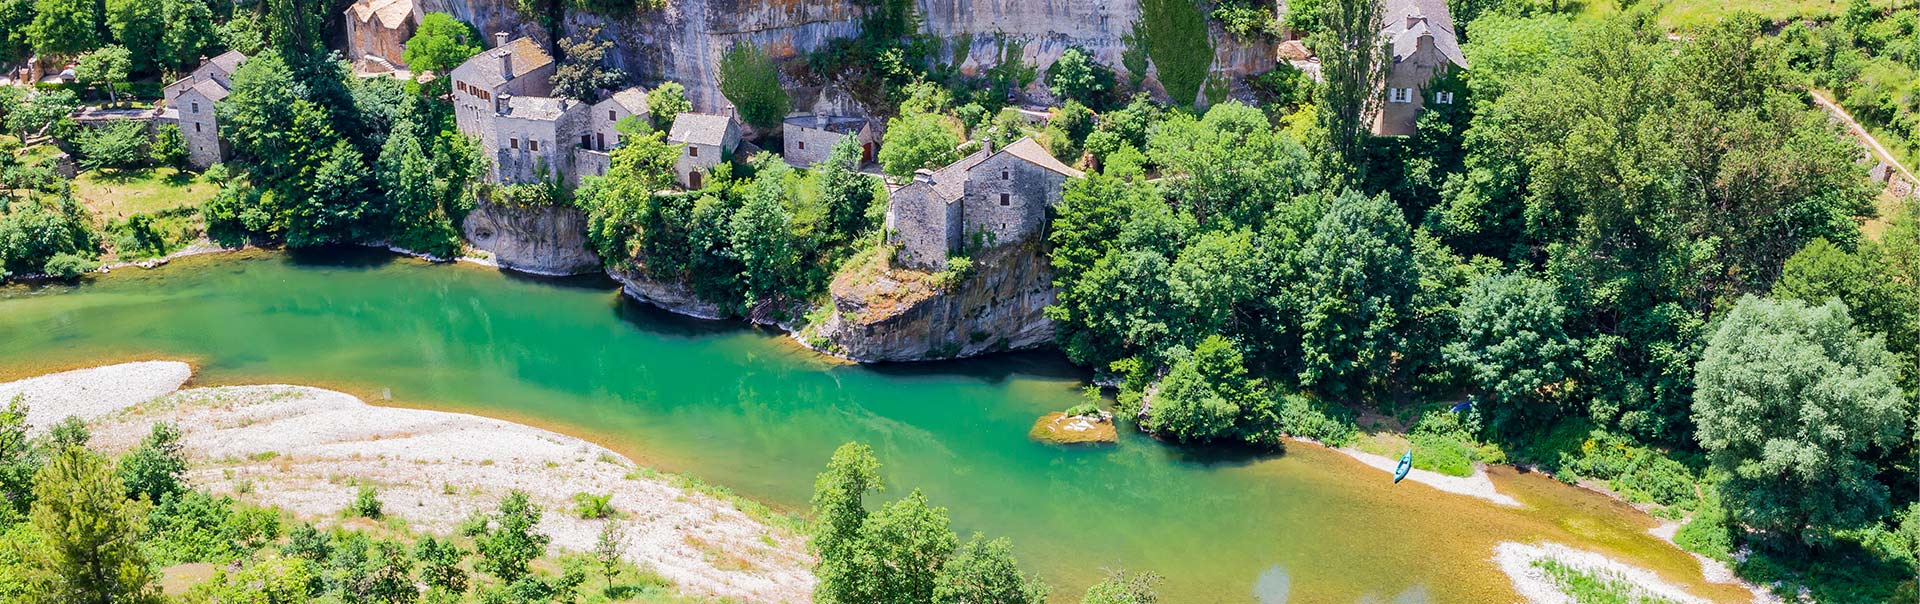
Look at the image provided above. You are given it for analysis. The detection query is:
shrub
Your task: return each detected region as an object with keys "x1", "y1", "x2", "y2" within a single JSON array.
[
  {"x1": 571, "y1": 492, "x2": 614, "y2": 520},
  {"x1": 1063, "y1": 403, "x2": 1101, "y2": 418},
  {"x1": 41, "y1": 252, "x2": 96, "y2": 279},
  {"x1": 1275, "y1": 395, "x2": 1356, "y2": 446},
  {"x1": 351, "y1": 485, "x2": 383, "y2": 519},
  {"x1": 151, "y1": 124, "x2": 188, "y2": 169}
]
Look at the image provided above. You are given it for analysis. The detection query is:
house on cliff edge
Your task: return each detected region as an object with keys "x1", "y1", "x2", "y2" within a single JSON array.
[
  {"x1": 886, "y1": 137, "x2": 1083, "y2": 271},
  {"x1": 450, "y1": 34, "x2": 652, "y2": 187},
  {"x1": 667, "y1": 112, "x2": 739, "y2": 189}
]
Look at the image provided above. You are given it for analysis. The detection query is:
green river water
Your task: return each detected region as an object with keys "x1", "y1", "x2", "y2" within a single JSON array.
[{"x1": 0, "y1": 249, "x2": 1749, "y2": 604}]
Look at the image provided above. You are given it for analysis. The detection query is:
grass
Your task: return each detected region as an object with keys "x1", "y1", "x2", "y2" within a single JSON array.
[
  {"x1": 72, "y1": 167, "x2": 218, "y2": 220},
  {"x1": 1585, "y1": 0, "x2": 1918, "y2": 30},
  {"x1": 1532, "y1": 558, "x2": 1683, "y2": 604}
]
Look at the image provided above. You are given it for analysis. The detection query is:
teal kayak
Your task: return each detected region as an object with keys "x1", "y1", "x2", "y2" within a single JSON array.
[{"x1": 1393, "y1": 450, "x2": 1413, "y2": 483}]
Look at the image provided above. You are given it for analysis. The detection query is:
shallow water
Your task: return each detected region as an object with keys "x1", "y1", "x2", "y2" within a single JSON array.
[{"x1": 0, "y1": 249, "x2": 1749, "y2": 603}]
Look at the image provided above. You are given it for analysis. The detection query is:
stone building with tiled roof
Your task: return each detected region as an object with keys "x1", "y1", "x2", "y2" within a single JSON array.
[
  {"x1": 782, "y1": 112, "x2": 877, "y2": 168},
  {"x1": 666, "y1": 112, "x2": 739, "y2": 189},
  {"x1": 1373, "y1": 0, "x2": 1468, "y2": 136},
  {"x1": 344, "y1": 0, "x2": 422, "y2": 72},
  {"x1": 449, "y1": 33, "x2": 652, "y2": 186},
  {"x1": 160, "y1": 50, "x2": 248, "y2": 169},
  {"x1": 886, "y1": 137, "x2": 1084, "y2": 271}
]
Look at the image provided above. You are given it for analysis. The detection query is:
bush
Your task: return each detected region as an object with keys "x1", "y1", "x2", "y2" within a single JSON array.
[
  {"x1": 1275, "y1": 395, "x2": 1356, "y2": 446},
  {"x1": 147, "y1": 490, "x2": 282, "y2": 564},
  {"x1": 1063, "y1": 403, "x2": 1101, "y2": 418},
  {"x1": 41, "y1": 252, "x2": 96, "y2": 279},
  {"x1": 571, "y1": 492, "x2": 614, "y2": 520},
  {"x1": 351, "y1": 485, "x2": 383, "y2": 519},
  {"x1": 151, "y1": 124, "x2": 188, "y2": 169}
]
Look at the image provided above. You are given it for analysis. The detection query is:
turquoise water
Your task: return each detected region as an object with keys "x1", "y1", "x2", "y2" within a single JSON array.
[{"x1": 0, "y1": 249, "x2": 1746, "y2": 603}]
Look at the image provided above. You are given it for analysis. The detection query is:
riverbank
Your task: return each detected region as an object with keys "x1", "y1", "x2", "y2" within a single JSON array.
[{"x1": 0, "y1": 361, "x2": 815, "y2": 603}]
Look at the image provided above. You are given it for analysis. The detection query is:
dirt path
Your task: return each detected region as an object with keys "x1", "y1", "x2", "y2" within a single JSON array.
[{"x1": 1810, "y1": 89, "x2": 1916, "y2": 185}]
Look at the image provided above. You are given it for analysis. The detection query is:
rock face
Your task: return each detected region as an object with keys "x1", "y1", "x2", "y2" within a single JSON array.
[
  {"x1": 608, "y1": 268, "x2": 728, "y2": 320},
  {"x1": 811, "y1": 242, "x2": 1055, "y2": 362},
  {"x1": 461, "y1": 201, "x2": 602, "y2": 275},
  {"x1": 421, "y1": 0, "x2": 1272, "y2": 114}
]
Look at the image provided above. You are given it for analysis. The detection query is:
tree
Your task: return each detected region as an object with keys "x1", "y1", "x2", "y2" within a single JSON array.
[
  {"x1": 718, "y1": 41, "x2": 789, "y2": 131},
  {"x1": 27, "y1": 447, "x2": 159, "y2": 604},
  {"x1": 413, "y1": 535, "x2": 468, "y2": 596},
  {"x1": 1046, "y1": 47, "x2": 1115, "y2": 108},
  {"x1": 1080, "y1": 570, "x2": 1160, "y2": 604},
  {"x1": 1146, "y1": 335, "x2": 1272, "y2": 443},
  {"x1": 855, "y1": 490, "x2": 958, "y2": 604},
  {"x1": 181, "y1": 556, "x2": 311, "y2": 604},
  {"x1": 402, "y1": 12, "x2": 482, "y2": 75},
  {"x1": 0, "y1": 398, "x2": 35, "y2": 521},
  {"x1": 378, "y1": 123, "x2": 459, "y2": 258},
  {"x1": 365, "y1": 540, "x2": 416, "y2": 604},
  {"x1": 647, "y1": 81, "x2": 691, "y2": 131},
  {"x1": 117, "y1": 422, "x2": 186, "y2": 504},
  {"x1": 1774, "y1": 237, "x2": 1919, "y2": 359},
  {"x1": 75, "y1": 45, "x2": 130, "y2": 105},
  {"x1": 0, "y1": 0, "x2": 32, "y2": 61},
  {"x1": 103, "y1": 0, "x2": 160, "y2": 73},
  {"x1": 1309, "y1": 0, "x2": 1384, "y2": 169},
  {"x1": 157, "y1": 0, "x2": 217, "y2": 73},
  {"x1": 550, "y1": 25, "x2": 626, "y2": 103},
  {"x1": 727, "y1": 167, "x2": 799, "y2": 307},
  {"x1": 5, "y1": 89, "x2": 78, "y2": 139},
  {"x1": 934, "y1": 534, "x2": 1048, "y2": 604},
  {"x1": 150, "y1": 124, "x2": 188, "y2": 169},
  {"x1": 470, "y1": 490, "x2": 549, "y2": 583},
  {"x1": 1444, "y1": 272, "x2": 1580, "y2": 431},
  {"x1": 1295, "y1": 190, "x2": 1417, "y2": 400},
  {"x1": 1692, "y1": 296, "x2": 1907, "y2": 548},
  {"x1": 817, "y1": 136, "x2": 877, "y2": 244},
  {"x1": 591, "y1": 521, "x2": 624, "y2": 593},
  {"x1": 811, "y1": 442, "x2": 882, "y2": 604},
  {"x1": 27, "y1": 0, "x2": 99, "y2": 58},
  {"x1": 74, "y1": 120, "x2": 148, "y2": 172},
  {"x1": 878, "y1": 110, "x2": 959, "y2": 180}
]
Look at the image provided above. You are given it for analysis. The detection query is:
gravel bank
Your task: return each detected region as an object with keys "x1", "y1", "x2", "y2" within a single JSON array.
[
  {"x1": 1302, "y1": 439, "x2": 1523, "y2": 507},
  {"x1": 6, "y1": 362, "x2": 814, "y2": 604},
  {"x1": 1494, "y1": 542, "x2": 1710, "y2": 604}
]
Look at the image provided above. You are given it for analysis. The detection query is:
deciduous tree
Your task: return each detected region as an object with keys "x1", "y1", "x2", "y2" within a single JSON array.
[
  {"x1": 718, "y1": 42, "x2": 789, "y2": 131},
  {"x1": 403, "y1": 12, "x2": 482, "y2": 76},
  {"x1": 27, "y1": 447, "x2": 159, "y2": 604}
]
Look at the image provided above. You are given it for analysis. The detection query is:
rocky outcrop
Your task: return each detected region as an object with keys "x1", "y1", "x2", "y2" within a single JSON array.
[
  {"x1": 461, "y1": 201, "x2": 601, "y2": 275},
  {"x1": 608, "y1": 268, "x2": 728, "y2": 320},
  {"x1": 807, "y1": 242, "x2": 1055, "y2": 362},
  {"x1": 421, "y1": 0, "x2": 1273, "y2": 115}
]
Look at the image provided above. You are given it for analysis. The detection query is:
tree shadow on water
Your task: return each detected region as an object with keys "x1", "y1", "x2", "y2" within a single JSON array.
[
  {"x1": 1159, "y1": 438, "x2": 1287, "y2": 470},
  {"x1": 282, "y1": 246, "x2": 400, "y2": 270},
  {"x1": 609, "y1": 295, "x2": 743, "y2": 340},
  {"x1": 858, "y1": 348, "x2": 1092, "y2": 385},
  {"x1": 497, "y1": 266, "x2": 617, "y2": 292}
]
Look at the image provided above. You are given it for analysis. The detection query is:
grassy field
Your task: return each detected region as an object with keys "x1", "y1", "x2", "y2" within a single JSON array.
[
  {"x1": 1586, "y1": 0, "x2": 1918, "y2": 29},
  {"x1": 72, "y1": 168, "x2": 219, "y2": 220}
]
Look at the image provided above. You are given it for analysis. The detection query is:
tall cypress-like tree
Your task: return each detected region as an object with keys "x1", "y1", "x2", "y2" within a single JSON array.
[{"x1": 1310, "y1": 0, "x2": 1384, "y2": 172}]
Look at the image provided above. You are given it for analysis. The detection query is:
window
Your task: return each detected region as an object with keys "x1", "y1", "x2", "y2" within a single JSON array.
[
  {"x1": 689, "y1": 146, "x2": 699, "y2": 158},
  {"x1": 457, "y1": 81, "x2": 467, "y2": 93},
  {"x1": 191, "y1": 102, "x2": 199, "y2": 114},
  {"x1": 529, "y1": 140, "x2": 539, "y2": 152},
  {"x1": 194, "y1": 123, "x2": 201, "y2": 133},
  {"x1": 1001, "y1": 170, "x2": 1009, "y2": 180},
  {"x1": 999, "y1": 193, "x2": 1010, "y2": 206},
  {"x1": 581, "y1": 135, "x2": 592, "y2": 148},
  {"x1": 608, "y1": 110, "x2": 615, "y2": 120},
  {"x1": 797, "y1": 140, "x2": 805, "y2": 150},
  {"x1": 1388, "y1": 88, "x2": 1413, "y2": 103},
  {"x1": 510, "y1": 137, "x2": 519, "y2": 150},
  {"x1": 1435, "y1": 91, "x2": 1455, "y2": 105},
  {"x1": 597, "y1": 132, "x2": 606, "y2": 151}
]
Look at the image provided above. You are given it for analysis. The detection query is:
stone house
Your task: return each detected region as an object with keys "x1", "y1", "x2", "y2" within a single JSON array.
[
  {"x1": 667, "y1": 112, "x2": 739, "y2": 189},
  {"x1": 885, "y1": 137, "x2": 1084, "y2": 271},
  {"x1": 781, "y1": 112, "x2": 877, "y2": 168},
  {"x1": 344, "y1": 0, "x2": 423, "y2": 73},
  {"x1": 451, "y1": 33, "x2": 655, "y2": 186},
  {"x1": 1372, "y1": 0, "x2": 1467, "y2": 136},
  {"x1": 570, "y1": 87, "x2": 650, "y2": 184},
  {"x1": 161, "y1": 50, "x2": 248, "y2": 169}
]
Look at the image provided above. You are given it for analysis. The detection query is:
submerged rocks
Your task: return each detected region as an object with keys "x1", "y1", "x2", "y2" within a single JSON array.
[
  {"x1": 1030, "y1": 409, "x2": 1118, "y2": 445},
  {"x1": 805, "y1": 242, "x2": 1056, "y2": 362},
  {"x1": 461, "y1": 201, "x2": 601, "y2": 276}
]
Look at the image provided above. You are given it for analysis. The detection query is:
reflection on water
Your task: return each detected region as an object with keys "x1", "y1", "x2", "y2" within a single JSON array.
[{"x1": 1254, "y1": 565, "x2": 1291, "y2": 604}]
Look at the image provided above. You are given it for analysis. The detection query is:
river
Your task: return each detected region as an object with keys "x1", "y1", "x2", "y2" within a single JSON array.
[{"x1": 0, "y1": 249, "x2": 1749, "y2": 604}]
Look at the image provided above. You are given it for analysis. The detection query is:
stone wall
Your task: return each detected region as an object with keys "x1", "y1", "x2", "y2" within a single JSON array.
[
  {"x1": 780, "y1": 123, "x2": 847, "y2": 168},
  {"x1": 886, "y1": 179, "x2": 953, "y2": 270},
  {"x1": 461, "y1": 200, "x2": 602, "y2": 275},
  {"x1": 174, "y1": 89, "x2": 226, "y2": 170},
  {"x1": 811, "y1": 242, "x2": 1056, "y2": 362},
  {"x1": 960, "y1": 151, "x2": 1066, "y2": 252}
]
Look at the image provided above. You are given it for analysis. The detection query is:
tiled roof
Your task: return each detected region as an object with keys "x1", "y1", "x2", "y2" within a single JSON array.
[
  {"x1": 501, "y1": 96, "x2": 571, "y2": 121},
  {"x1": 1381, "y1": 0, "x2": 1467, "y2": 69},
  {"x1": 207, "y1": 50, "x2": 247, "y2": 75},
  {"x1": 189, "y1": 78, "x2": 231, "y2": 103},
  {"x1": 604, "y1": 87, "x2": 649, "y2": 115},
  {"x1": 347, "y1": 0, "x2": 417, "y2": 29},
  {"x1": 462, "y1": 37, "x2": 554, "y2": 90},
  {"x1": 1001, "y1": 137, "x2": 1084, "y2": 178},
  {"x1": 668, "y1": 112, "x2": 734, "y2": 147},
  {"x1": 785, "y1": 113, "x2": 869, "y2": 135},
  {"x1": 931, "y1": 145, "x2": 993, "y2": 202}
]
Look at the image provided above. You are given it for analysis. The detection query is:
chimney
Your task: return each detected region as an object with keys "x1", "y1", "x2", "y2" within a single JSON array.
[
  {"x1": 912, "y1": 169, "x2": 936, "y2": 185},
  {"x1": 814, "y1": 110, "x2": 828, "y2": 128},
  {"x1": 499, "y1": 49, "x2": 514, "y2": 81},
  {"x1": 497, "y1": 93, "x2": 512, "y2": 115},
  {"x1": 494, "y1": 32, "x2": 509, "y2": 48}
]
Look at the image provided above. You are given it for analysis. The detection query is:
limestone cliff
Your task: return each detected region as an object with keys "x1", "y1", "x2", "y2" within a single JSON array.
[
  {"x1": 608, "y1": 267, "x2": 729, "y2": 319},
  {"x1": 805, "y1": 242, "x2": 1055, "y2": 362},
  {"x1": 419, "y1": 0, "x2": 1272, "y2": 114},
  {"x1": 461, "y1": 201, "x2": 602, "y2": 275}
]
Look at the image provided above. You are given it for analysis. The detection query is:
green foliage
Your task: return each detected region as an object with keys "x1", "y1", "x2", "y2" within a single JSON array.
[
  {"x1": 879, "y1": 110, "x2": 959, "y2": 179},
  {"x1": 404, "y1": 13, "x2": 483, "y2": 75},
  {"x1": 1046, "y1": 47, "x2": 1116, "y2": 109},
  {"x1": 179, "y1": 555, "x2": 313, "y2": 604},
  {"x1": 145, "y1": 490, "x2": 280, "y2": 565},
  {"x1": 1135, "y1": 0, "x2": 1213, "y2": 106},
  {"x1": 0, "y1": 197, "x2": 99, "y2": 280},
  {"x1": 0, "y1": 398, "x2": 35, "y2": 521},
  {"x1": 933, "y1": 534, "x2": 1048, "y2": 604},
  {"x1": 1693, "y1": 296, "x2": 1907, "y2": 548},
  {"x1": 1445, "y1": 272, "x2": 1580, "y2": 431},
  {"x1": 469, "y1": 490, "x2": 550, "y2": 583},
  {"x1": 74, "y1": 120, "x2": 149, "y2": 172},
  {"x1": 810, "y1": 442, "x2": 881, "y2": 604},
  {"x1": 1211, "y1": 0, "x2": 1280, "y2": 40},
  {"x1": 647, "y1": 81, "x2": 692, "y2": 131},
  {"x1": 1309, "y1": 0, "x2": 1386, "y2": 168},
  {"x1": 103, "y1": 0, "x2": 161, "y2": 72},
  {"x1": 27, "y1": 0, "x2": 100, "y2": 57},
  {"x1": 570, "y1": 492, "x2": 614, "y2": 519},
  {"x1": 719, "y1": 42, "x2": 791, "y2": 131},
  {"x1": 413, "y1": 535, "x2": 470, "y2": 595},
  {"x1": 150, "y1": 124, "x2": 188, "y2": 170},
  {"x1": 26, "y1": 446, "x2": 159, "y2": 604},
  {"x1": 157, "y1": 0, "x2": 218, "y2": 73},
  {"x1": 117, "y1": 423, "x2": 185, "y2": 504},
  {"x1": 1774, "y1": 237, "x2": 1919, "y2": 359},
  {"x1": 5, "y1": 88, "x2": 77, "y2": 139},
  {"x1": 1296, "y1": 190, "x2": 1417, "y2": 400},
  {"x1": 550, "y1": 25, "x2": 627, "y2": 103},
  {"x1": 1080, "y1": 570, "x2": 1160, "y2": 604},
  {"x1": 1144, "y1": 336, "x2": 1277, "y2": 444},
  {"x1": 1531, "y1": 558, "x2": 1683, "y2": 604},
  {"x1": 351, "y1": 484, "x2": 383, "y2": 519},
  {"x1": 76, "y1": 44, "x2": 131, "y2": 105},
  {"x1": 1674, "y1": 487, "x2": 1734, "y2": 561},
  {"x1": 1247, "y1": 63, "x2": 1313, "y2": 112}
]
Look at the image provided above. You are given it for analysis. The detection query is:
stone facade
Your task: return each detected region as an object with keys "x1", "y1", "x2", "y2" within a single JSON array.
[
  {"x1": 345, "y1": 0, "x2": 423, "y2": 72},
  {"x1": 781, "y1": 113, "x2": 876, "y2": 168},
  {"x1": 667, "y1": 112, "x2": 739, "y2": 189},
  {"x1": 161, "y1": 51, "x2": 247, "y2": 169},
  {"x1": 450, "y1": 34, "x2": 651, "y2": 186},
  {"x1": 1372, "y1": 0, "x2": 1466, "y2": 136},
  {"x1": 885, "y1": 137, "x2": 1082, "y2": 271}
]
